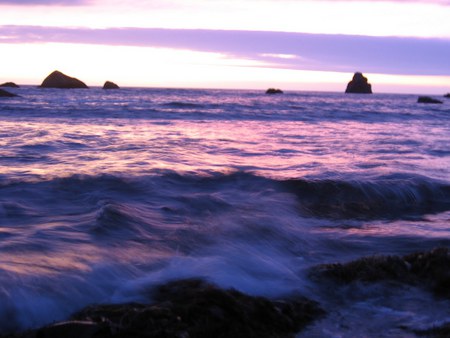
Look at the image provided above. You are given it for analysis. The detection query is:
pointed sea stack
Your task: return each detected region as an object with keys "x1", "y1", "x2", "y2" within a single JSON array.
[
  {"x1": 103, "y1": 81, "x2": 120, "y2": 89},
  {"x1": 418, "y1": 96, "x2": 443, "y2": 104},
  {"x1": 345, "y1": 72, "x2": 372, "y2": 94},
  {"x1": 0, "y1": 88, "x2": 18, "y2": 97},
  {"x1": 266, "y1": 88, "x2": 283, "y2": 94},
  {"x1": 0, "y1": 82, "x2": 20, "y2": 88},
  {"x1": 40, "y1": 70, "x2": 88, "y2": 89}
]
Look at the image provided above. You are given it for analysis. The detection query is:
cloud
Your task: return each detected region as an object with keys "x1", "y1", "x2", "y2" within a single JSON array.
[
  {"x1": 1, "y1": 25, "x2": 449, "y2": 76},
  {"x1": 0, "y1": 0, "x2": 87, "y2": 5}
]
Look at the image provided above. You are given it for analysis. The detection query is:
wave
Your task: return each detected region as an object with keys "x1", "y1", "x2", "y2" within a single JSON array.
[
  {"x1": 161, "y1": 101, "x2": 205, "y2": 109},
  {"x1": 2, "y1": 171, "x2": 450, "y2": 222},
  {"x1": 282, "y1": 175, "x2": 450, "y2": 220}
]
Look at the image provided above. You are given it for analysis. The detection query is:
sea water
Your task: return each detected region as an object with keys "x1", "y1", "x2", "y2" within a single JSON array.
[{"x1": 0, "y1": 87, "x2": 449, "y2": 336}]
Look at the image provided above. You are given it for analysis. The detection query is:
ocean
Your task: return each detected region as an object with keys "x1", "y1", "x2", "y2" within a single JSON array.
[{"x1": 0, "y1": 87, "x2": 449, "y2": 337}]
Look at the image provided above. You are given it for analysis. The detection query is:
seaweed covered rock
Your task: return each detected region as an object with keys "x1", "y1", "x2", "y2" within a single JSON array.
[
  {"x1": 8, "y1": 279, "x2": 324, "y2": 338},
  {"x1": 415, "y1": 322, "x2": 450, "y2": 337},
  {"x1": 0, "y1": 82, "x2": 19, "y2": 88},
  {"x1": 0, "y1": 88, "x2": 18, "y2": 97},
  {"x1": 102, "y1": 81, "x2": 119, "y2": 90},
  {"x1": 40, "y1": 70, "x2": 88, "y2": 89},
  {"x1": 345, "y1": 72, "x2": 372, "y2": 94},
  {"x1": 266, "y1": 88, "x2": 283, "y2": 94},
  {"x1": 311, "y1": 247, "x2": 450, "y2": 298},
  {"x1": 418, "y1": 96, "x2": 443, "y2": 104}
]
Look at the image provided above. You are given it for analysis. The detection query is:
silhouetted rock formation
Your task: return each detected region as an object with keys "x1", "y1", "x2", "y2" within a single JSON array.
[
  {"x1": 0, "y1": 82, "x2": 19, "y2": 88},
  {"x1": 266, "y1": 88, "x2": 283, "y2": 94},
  {"x1": 311, "y1": 247, "x2": 450, "y2": 298},
  {"x1": 0, "y1": 88, "x2": 18, "y2": 97},
  {"x1": 345, "y1": 72, "x2": 372, "y2": 94},
  {"x1": 40, "y1": 70, "x2": 88, "y2": 89},
  {"x1": 418, "y1": 96, "x2": 443, "y2": 104},
  {"x1": 444, "y1": 93, "x2": 450, "y2": 98},
  {"x1": 103, "y1": 81, "x2": 120, "y2": 89},
  {"x1": 5, "y1": 279, "x2": 324, "y2": 338}
]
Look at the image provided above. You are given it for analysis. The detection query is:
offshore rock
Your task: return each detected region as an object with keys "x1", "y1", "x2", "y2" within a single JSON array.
[
  {"x1": 102, "y1": 81, "x2": 120, "y2": 89},
  {"x1": 266, "y1": 88, "x2": 283, "y2": 94},
  {"x1": 345, "y1": 72, "x2": 372, "y2": 94},
  {"x1": 418, "y1": 96, "x2": 443, "y2": 104},
  {"x1": 5, "y1": 279, "x2": 324, "y2": 338},
  {"x1": 0, "y1": 88, "x2": 18, "y2": 97},
  {"x1": 40, "y1": 70, "x2": 88, "y2": 89},
  {"x1": 0, "y1": 82, "x2": 19, "y2": 88},
  {"x1": 444, "y1": 93, "x2": 450, "y2": 98},
  {"x1": 311, "y1": 247, "x2": 450, "y2": 298}
]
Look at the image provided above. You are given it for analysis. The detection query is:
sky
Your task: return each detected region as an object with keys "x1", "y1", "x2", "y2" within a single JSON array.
[{"x1": 0, "y1": 0, "x2": 449, "y2": 93}]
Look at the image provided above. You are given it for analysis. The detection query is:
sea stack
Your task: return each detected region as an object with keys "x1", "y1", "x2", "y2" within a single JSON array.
[
  {"x1": 103, "y1": 81, "x2": 120, "y2": 89},
  {"x1": 266, "y1": 88, "x2": 283, "y2": 94},
  {"x1": 345, "y1": 72, "x2": 372, "y2": 94},
  {"x1": 40, "y1": 70, "x2": 88, "y2": 89},
  {"x1": 444, "y1": 93, "x2": 450, "y2": 98},
  {"x1": 0, "y1": 88, "x2": 18, "y2": 97},
  {"x1": 0, "y1": 82, "x2": 20, "y2": 88},
  {"x1": 418, "y1": 96, "x2": 443, "y2": 104}
]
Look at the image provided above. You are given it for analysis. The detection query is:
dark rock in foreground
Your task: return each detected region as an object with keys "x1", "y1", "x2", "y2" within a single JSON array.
[
  {"x1": 311, "y1": 247, "x2": 450, "y2": 298},
  {"x1": 4, "y1": 279, "x2": 323, "y2": 338},
  {"x1": 102, "y1": 81, "x2": 120, "y2": 90},
  {"x1": 345, "y1": 72, "x2": 372, "y2": 94},
  {"x1": 266, "y1": 88, "x2": 283, "y2": 94},
  {"x1": 415, "y1": 322, "x2": 450, "y2": 337},
  {"x1": 0, "y1": 82, "x2": 19, "y2": 88},
  {"x1": 418, "y1": 96, "x2": 443, "y2": 104},
  {"x1": 0, "y1": 88, "x2": 18, "y2": 97},
  {"x1": 40, "y1": 70, "x2": 88, "y2": 89}
]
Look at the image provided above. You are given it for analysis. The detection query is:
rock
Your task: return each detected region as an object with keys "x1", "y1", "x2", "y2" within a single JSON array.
[
  {"x1": 40, "y1": 70, "x2": 88, "y2": 89},
  {"x1": 345, "y1": 72, "x2": 372, "y2": 94},
  {"x1": 7, "y1": 279, "x2": 324, "y2": 338},
  {"x1": 0, "y1": 88, "x2": 18, "y2": 97},
  {"x1": 418, "y1": 96, "x2": 443, "y2": 104},
  {"x1": 0, "y1": 82, "x2": 19, "y2": 88},
  {"x1": 311, "y1": 247, "x2": 450, "y2": 298},
  {"x1": 444, "y1": 93, "x2": 450, "y2": 98},
  {"x1": 415, "y1": 322, "x2": 450, "y2": 337},
  {"x1": 266, "y1": 88, "x2": 283, "y2": 94},
  {"x1": 102, "y1": 81, "x2": 120, "y2": 90}
]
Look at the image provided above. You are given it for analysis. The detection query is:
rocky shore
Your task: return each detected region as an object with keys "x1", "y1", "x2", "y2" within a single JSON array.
[
  {"x1": 2, "y1": 247, "x2": 449, "y2": 337},
  {"x1": 1, "y1": 279, "x2": 324, "y2": 338}
]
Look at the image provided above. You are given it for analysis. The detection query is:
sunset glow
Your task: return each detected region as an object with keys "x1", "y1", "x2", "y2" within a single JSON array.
[{"x1": 1, "y1": 0, "x2": 449, "y2": 93}]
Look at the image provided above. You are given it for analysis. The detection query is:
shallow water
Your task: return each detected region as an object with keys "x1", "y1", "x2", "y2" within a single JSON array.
[{"x1": 0, "y1": 87, "x2": 449, "y2": 335}]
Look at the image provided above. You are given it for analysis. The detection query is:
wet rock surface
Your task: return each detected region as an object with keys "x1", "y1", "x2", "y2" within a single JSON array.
[
  {"x1": 345, "y1": 72, "x2": 372, "y2": 94},
  {"x1": 40, "y1": 70, "x2": 88, "y2": 89},
  {"x1": 418, "y1": 96, "x2": 443, "y2": 104},
  {"x1": 103, "y1": 81, "x2": 120, "y2": 89},
  {"x1": 311, "y1": 247, "x2": 450, "y2": 298},
  {"x1": 2, "y1": 279, "x2": 324, "y2": 338},
  {"x1": 415, "y1": 322, "x2": 450, "y2": 337},
  {"x1": 0, "y1": 82, "x2": 19, "y2": 88},
  {"x1": 266, "y1": 88, "x2": 283, "y2": 94},
  {"x1": 0, "y1": 88, "x2": 18, "y2": 97}
]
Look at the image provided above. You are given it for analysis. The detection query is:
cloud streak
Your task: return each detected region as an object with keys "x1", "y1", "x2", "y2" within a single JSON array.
[
  {"x1": 0, "y1": 0, "x2": 86, "y2": 5},
  {"x1": 1, "y1": 25, "x2": 449, "y2": 76}
]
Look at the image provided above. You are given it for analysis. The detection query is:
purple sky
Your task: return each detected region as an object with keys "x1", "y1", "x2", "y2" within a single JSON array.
[
  {"x1": 0, "y1": 0, "x2": 449, "y2": 92},
  {"x1": 2, "y1": 26, "x2": 449, "y2": 76}
]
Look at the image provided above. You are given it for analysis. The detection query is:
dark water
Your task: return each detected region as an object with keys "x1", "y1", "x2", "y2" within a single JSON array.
[{"x1": 0, "y1": 87, "x2": 450, "y2": 336}]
